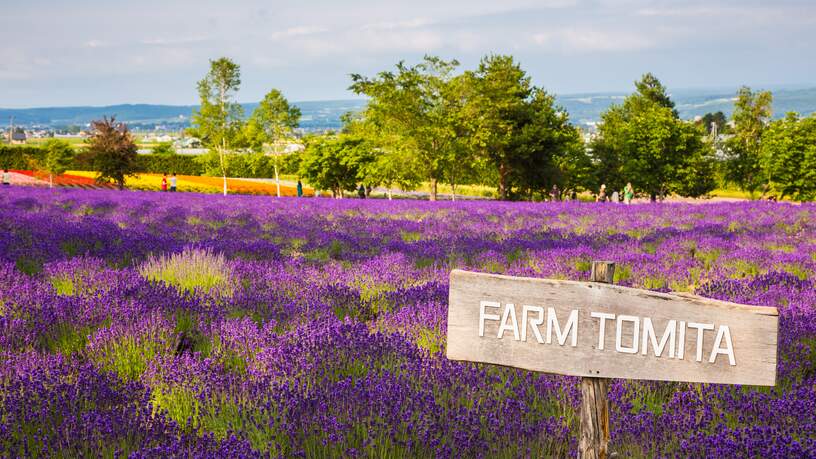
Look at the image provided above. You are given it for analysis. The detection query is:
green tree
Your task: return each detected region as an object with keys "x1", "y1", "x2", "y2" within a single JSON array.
[
  {"x1": 634, "y1": 72, "x2": 677, "y2": 115},
  {"x1": 700, "y1": 111, "x2": 728, "y2": 136},
  {"x1": 723, "y1": 86, "x2": 773, "y2": 196},
  {"x1": 244, "y1": 89, "x2": 301, "y2": 197},
  {"x1": 299, "y1": 135, "x2": 373, "y2": 198},
  {"x1": 760, "y1": 113, "x2": 816, "y2": 200},
  {"x1": 32, "y1": 139, "x2": 75, "y2": 188},
  {"x1": 85, "y1": 117, "x2": 138, "y2": 190},
  {"x1": 464, "y1": 55, "x2": 584, "y2": 200},
  {"x1": 152, "y1": 142, "x2": 176, "y2": 156},
  {"x1": 340, "y1": 112, "x2": 421, "y2": 199},
  {"x1": 350, "y1": 56, "x2": 460, "y2": 201},
  {"x1": 189, "y1": 57, "x2": 244, "y2": 195},
  {"x1": 244, "y1": 89, "x2": 301, "y2": 152},
  {"x1": 591, "y1": 75, "x2": 716, "y2": 200}
]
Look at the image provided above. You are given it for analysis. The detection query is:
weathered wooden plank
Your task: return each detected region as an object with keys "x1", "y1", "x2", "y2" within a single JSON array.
[
  {"x1": 447, "y1": 269, "x2": 778, "y2": 386},
  {"x1": 579, "y1": 261, "x2": 614, "y2": 459},
  {"x1": 579, "y1": 377, "x2": 609, "y2": 459}
]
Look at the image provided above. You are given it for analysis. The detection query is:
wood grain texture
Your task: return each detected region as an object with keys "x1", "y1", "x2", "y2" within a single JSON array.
[
  {"x1": 579, "y1": 377, "x2": 609, "y2": 459},
  {"x1": 579, "y1": 261, "x2": 614, "y2": 459},
  {"x1": 446, "y1": 269, "x2": 778, "y2": 386}
]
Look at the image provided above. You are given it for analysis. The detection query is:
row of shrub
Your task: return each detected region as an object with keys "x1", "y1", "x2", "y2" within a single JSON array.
[{"x1": 0, "y1": 146, "x2": 300, "y2": 179}]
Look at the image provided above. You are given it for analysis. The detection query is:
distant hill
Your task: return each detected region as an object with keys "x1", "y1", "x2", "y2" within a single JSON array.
[
  {"x1": 0, "y1": 100, "x2": 368, "y2": 131},
  {"x1": 2, "y1": 87, "x2": 815, "y2": 130},
  {"x1": 558, "y1": 87, "x2": 816, "y2": 126}
]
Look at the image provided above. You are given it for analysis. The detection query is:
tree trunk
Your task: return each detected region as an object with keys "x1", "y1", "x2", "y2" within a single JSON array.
[
  {"x1": 49, "y1": 173, "x2": 53, "y2": 189},
  {"x1": 498, "y1": 162, "x2": 508, "y2": 200},
  {"x1": 274, "y1": 164, "x2": 281, "y2": 198},
  {"x1": 578, "y1": 261, "x2": 615, "y2": 459},
  {"x1": 429, "y1": 178, "x2": 438, "y2": 201},
  {"x1": 451, "y1": 181, "x2": 456, "y2": 202},
  {"x1": 220, "y1": 142, "x2": 228, "y2": 196},
  {"x1": 387, "y1": 189, "x2": 392, "y2": 200}
]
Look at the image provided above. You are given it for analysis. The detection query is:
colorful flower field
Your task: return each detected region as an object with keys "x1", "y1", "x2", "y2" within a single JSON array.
[
  {"x1": 1, "y1": 186, "x2": 815, "y2": 458},
  {"x1": 66, "y1": 171, "x2": 314, "y2": 196}
]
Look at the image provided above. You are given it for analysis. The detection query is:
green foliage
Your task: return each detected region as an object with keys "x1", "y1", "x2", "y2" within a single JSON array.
[
  {"x1": 39, "y1": 323, "x2": 94, "y2": 356},
  {"x1": 92, "y1": 331, "x2": 175, "y2": 382},
  {"x1": 590, "y1": 74, "x2": 716, "y2": 199},
  {"x1": 151, "y1": 141, "x2": 176, "y2": 156},
  {"x1": 243, "y1": 88, "x2": 301, "y2": 153},
  {"x1": 196, "y1": 150, "x2": 285, "y2": 178},
  {"x1": 85, "y1": 117, "x2": 139, "y2": 190},
  {"x1": 700, "y1": 111, "x2": 728, "y2": 135},
  {"x1": 463, "y1": 55, "x2": 587, "y2": 200},
  {"x1": 136, "y1": 154, "x2": 203, "y2": 175},
  {"x1": 760, "y1": 113, "x2": 816, "y2": 201},
  {"x1": 0, "y1": 145, "x2": 44, "y2": 169},
  {"x1": 299, "y1": 135, "x2": 373, "y2": 197},
  {"x1": 139, "y1": 247, "x2": 234, "y2": 296},
  {"x1": 723, "y1": 86, "x2": 773, "y2": 195},
  {"x1": 31, "y1": 139, "x2": 75, "y2": 187},
  {"x1": 189, "y1": 57, "x2": 244, "y2": 185},
  {"x1": 634, "y1": 72, "x2": 677, "y2": 115},
  {"x1": 350, "y1": 56, "x2": 462, "y2": 201}
]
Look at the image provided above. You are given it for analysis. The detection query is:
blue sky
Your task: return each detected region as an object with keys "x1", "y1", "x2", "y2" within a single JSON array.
[{"x1": 1, "y1": 0, "x2": 815, "y2": 107}]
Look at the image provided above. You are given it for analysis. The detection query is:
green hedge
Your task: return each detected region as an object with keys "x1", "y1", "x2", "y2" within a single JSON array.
[
  {"x1": 135, "y1": 155, "x2": 203, "y2": 175},
  {"x1": 0, "y1": 146, "x2": 45, "y2": 169},
  {"x1": 0, "y1": 145, "x2": 300, "y2": 179}
]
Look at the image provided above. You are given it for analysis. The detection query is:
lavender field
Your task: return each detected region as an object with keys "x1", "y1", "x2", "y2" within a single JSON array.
[{"x1": 1, "y1": 187, "x2": 815, "y2": 458}]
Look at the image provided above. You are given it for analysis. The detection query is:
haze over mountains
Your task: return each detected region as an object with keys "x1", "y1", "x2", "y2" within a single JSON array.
[{"x1": 2, "y1": 87, "x2": 815, "y2": 131}]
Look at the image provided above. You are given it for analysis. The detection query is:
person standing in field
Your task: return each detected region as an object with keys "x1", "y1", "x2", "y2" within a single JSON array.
[
  {"x1": 624, "y1": 182, "x2": 634, "y2": 205},
  {"x1": 297, "y1": 180, "x2": 303, "y2": 197},
  {"x1": 170, "y1": 173, "x2": 177, "y2": 192},
  {"x1": 357, "y1": 184, "x2": 366, "y2": 199},
  {"x1": 611, "y1": 190, "x2": 619, "y2": 203},
  {"x1": 161, "y1": 173, "x2": 168, "y2": 192},
  {"x1": 596, "y1": 184, "x2": 607, "y2": 202},
  {"x1": 550, "y1": 184, "x2": 560, "y2": 201},
  {"x1": 2, "y1": 169, "x2": 10, "y2": 186}
]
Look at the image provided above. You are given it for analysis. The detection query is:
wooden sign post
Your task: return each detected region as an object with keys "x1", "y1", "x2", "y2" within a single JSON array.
[
  {"x1": 580, "y1": 261, "x2": 614, "y2": 459},
  {"x1": 446, "y1": 262, "x2": 778, "y2": 458}
]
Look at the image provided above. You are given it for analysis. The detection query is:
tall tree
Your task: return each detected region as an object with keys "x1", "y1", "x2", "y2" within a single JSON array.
[
  {"x1": 464, "y1": 55, "x2": 584, "y2": 200},
  {"x1": 760, "y1": 113, "x2": 816, "y2": 201},
  {"x1": 634, "y1": 72, "x2": 677, "y2": 115},
  {"x1": 464, "y1": 55, "x2": 530, "y2": 200},
  {"x1": 723, "y1": 86, "x2": 773, "y2": 196},
  {"x1": 189, "y1": 57, "x2": 244, "y2": 196},
  {"x1": 591, "y1": 75, "x2": 716, "y2": 200},
  {"x1": 700, "y1": 111, "x2": 728, "y2": 136},
  {"x1": 299, "y1": 135, "x2": 372, "y2": 198},
  {"x1": 341, "y1": 112, "x2": 421, "y2": 199},
  {"x1": 32, "y1": 139, "x2": 74, "y2": 188},
  {"x1": 244, "y1": 89, "x2": 301, "y2": 197},
  {"x1": 350, "y1": 56, "x2": 460, "y2": 201},
  {"x1": 86, "y1": 117, "x2": 138, "y2": 190}
]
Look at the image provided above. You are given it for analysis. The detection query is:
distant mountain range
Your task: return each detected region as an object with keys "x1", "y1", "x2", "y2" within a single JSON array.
[{"x1": 2, "y1": 87, "x2": 815, "y2": 130}]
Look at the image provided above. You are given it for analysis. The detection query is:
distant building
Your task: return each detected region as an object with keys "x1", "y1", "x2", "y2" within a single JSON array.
[{"x1": 9, "y1": 129, "x2": 26, "y2": 144}]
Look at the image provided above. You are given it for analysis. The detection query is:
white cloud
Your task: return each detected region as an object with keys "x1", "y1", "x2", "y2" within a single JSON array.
[
  {"x1": 269, "y1": 26, "x2": 328, "y2": 41},
  {"x1": 533, "y1": 27, "x2": 654, "y2": 52},
  {"x1": 360, "y1": 18, "x2": 434, "y2": 31}
]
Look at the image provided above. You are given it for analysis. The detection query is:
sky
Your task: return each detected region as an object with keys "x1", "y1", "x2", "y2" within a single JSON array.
[{"x1": 1, "y1": 0, "x2": 815, "y2": 108}]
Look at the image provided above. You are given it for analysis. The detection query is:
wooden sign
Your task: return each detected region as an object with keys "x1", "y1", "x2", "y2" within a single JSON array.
[{"x1": 447, "y1": 269, "x2": 778, "y2": 386}]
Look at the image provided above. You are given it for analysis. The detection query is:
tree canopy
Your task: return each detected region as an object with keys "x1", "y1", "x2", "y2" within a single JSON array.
[
  {"x1": 760, "y1": 113, "x2": 816, "y2": 200},
  {"x1": 85, "y1": 117, "x2": 138, "y2": 190},
  {"x1": 723, "y1": 86, "x2": 773, "y2": 195},
  {"x1": 590, "y1": 74, "x2": 716, "y2": 200},
  {"x1": 189, "y1": 57, "x2": 244, "y2": 195}
]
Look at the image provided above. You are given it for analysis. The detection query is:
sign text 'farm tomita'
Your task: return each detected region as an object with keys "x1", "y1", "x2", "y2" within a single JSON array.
[{"x1": 446, "y1": 269, "x2": 778, "y2": 386}]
